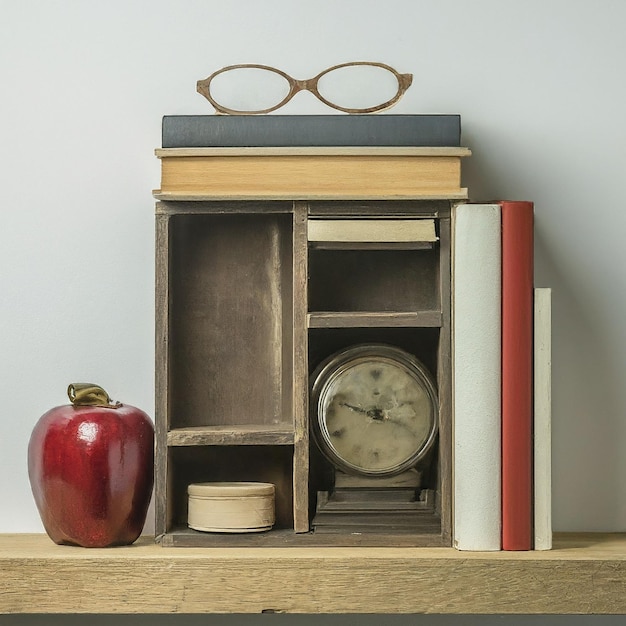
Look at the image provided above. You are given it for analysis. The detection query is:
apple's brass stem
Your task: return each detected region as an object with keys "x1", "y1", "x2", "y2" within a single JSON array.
[{"x1": 67, "y1": 383, "x2": 121, "y2": 408}]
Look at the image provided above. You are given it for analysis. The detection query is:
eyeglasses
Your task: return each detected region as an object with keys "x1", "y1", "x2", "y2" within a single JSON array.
[{"x1": 196, "y1": 62, "x2": 413, "y2": 115}]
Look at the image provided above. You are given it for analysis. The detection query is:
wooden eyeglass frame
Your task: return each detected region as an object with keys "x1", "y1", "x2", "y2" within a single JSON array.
[{"x1": 196, "y1": 61, "x2": 413, "y2": 115}]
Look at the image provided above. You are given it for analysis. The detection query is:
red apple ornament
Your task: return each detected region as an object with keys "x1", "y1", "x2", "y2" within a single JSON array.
[{"x1": 28, "y1": 383, "x2": 154, "y2": 547}]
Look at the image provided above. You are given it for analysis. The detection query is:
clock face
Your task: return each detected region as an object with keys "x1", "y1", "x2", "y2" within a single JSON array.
[{"x1": 311, "y1": 345, "x2": 438, "y2": 477}]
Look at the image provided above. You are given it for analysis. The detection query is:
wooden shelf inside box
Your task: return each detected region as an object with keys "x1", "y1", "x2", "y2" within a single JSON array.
[
  {"x1": 159, "y1": 526, "x2": 446, "y2": 548},
  {"x1": 307, "y1": 310, "x2": 443, "y2": 328},
  {"x1": 167, "y1": 423, "x2": 295, "y2": 446}
]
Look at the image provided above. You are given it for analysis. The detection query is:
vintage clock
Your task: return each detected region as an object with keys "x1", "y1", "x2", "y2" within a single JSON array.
[{"x1": 310, "y1": 343, "x2": 440, "y2": 533}]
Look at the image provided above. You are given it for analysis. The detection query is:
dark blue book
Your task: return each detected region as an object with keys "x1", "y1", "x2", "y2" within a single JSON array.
[{"x1": 162, "y1": 114, "x2": 461, "y2": 148}]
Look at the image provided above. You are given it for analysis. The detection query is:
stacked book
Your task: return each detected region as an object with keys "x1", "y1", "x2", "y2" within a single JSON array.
[
  {"x1": 160, "y1": 114, "x2": 552, "y2": 551},
  {"x1": 157, "y1": 115, "x2": 470, "y2": 199},
  {"x1": 161, "y1": 114, "x2": 463, "y2": 148}
]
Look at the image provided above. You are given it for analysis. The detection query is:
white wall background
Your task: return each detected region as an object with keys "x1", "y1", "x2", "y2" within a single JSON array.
[{"x1": 1, "y1": 0, "x2": 626, "y2": 538}]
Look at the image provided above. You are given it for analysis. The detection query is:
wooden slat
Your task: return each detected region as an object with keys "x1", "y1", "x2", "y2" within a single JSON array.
[
  {"x1": 308, "y1": 200, "x2": 451, "y2": 218},
  {"x1": 292, "y1": 202, "x2": 309, "y2": 533},
  {"x1": 155, "y1": 200, "x2": 293, "y2": 215},
  {"x1": 437, "y1": 216, "x2": 453, "y2": 545},
  {"x1": 308, "y1": 241, "x2": 435, "y2": 251},
  {"x1": 307, "y1": 311, "x2": 443, "y2": 328},
  {"x1": 154, "y1": 212, "x2": 170, "y2": 539},
  {"x1": 2, "y1": 534, "x2": 626, "y2": 614},
  {"x1": 167, "y1": 424, "x2": 295, "y2": 446}
]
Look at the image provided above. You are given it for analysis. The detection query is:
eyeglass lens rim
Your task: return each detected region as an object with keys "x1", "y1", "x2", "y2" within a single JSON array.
[{"x1": 196, "y1": 61, "x2": 413, "y2": 115}]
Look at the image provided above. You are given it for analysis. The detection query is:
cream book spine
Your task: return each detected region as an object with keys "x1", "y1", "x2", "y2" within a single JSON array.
[
  {"x1": 307, "y1": 219, "x2": 438, "y2": 243},
  {"x1": 452, "y1": 203, "x2": 502, "y2": 551},
  {"x1": 534, "y1": 287, "x2": 552, "y2": 550}
]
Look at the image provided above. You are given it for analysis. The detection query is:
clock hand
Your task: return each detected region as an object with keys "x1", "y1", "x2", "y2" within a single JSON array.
[
  {"x1": 340, "y1": 402, "x2": 369, "y2": 415},
  {"x1": 341, "y1": 402, "x2": 413, "y2": 426},
  {"x1": 340, "y1": 402, "x2": 388, "y2": 422}
]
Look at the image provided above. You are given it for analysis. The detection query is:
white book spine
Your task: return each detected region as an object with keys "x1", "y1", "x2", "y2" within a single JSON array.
[
  {"x1": 453, "y1": 203, "x2": 502, "y2": 551},
  {"x1": 534, "y1": 288, "x2": 552, "y2": 550}
]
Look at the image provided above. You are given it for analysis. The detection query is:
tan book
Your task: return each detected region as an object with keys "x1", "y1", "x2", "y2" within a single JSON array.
[{"x1": 155, "y1": 147, "x2": 470, "y2": 200}]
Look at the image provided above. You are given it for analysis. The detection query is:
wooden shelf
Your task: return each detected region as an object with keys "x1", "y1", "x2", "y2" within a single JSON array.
[
  {"x1": 309, "y1": 241, "x2": 435, "y2": 250},
  {"x1": 160, "y1": 526, "x2": 445, "y2": 548},
  {"x1": 167, "y1": 424, "x2": 295, "y2": 446},
  {"x1": 308, "y1": 311, "x2": 443, "y2": 328},
  {"x1": 2, "y1": 533, "x2": 626, "y2": 614}
]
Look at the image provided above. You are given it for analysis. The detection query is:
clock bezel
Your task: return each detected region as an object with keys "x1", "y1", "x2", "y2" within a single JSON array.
[{"x1": 310, "y1": 343, "x2": 439, "y2": 478}]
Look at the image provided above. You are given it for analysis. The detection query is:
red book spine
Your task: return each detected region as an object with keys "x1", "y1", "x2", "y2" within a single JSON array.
[{"x1": 501, "y1": 201, "x2": 534, "y2": 550}]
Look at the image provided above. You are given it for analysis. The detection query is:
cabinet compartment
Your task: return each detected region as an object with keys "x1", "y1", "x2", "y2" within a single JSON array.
[
  {"x1": 168, "y1": 213, "x2": 293, "y2": 430},
  {"x1": 167, "y1": 446, "x2": 294, "y2": 532},
  {"x1": 307, "y1": 327, "x2": 443, "y2": 517},
  {"x1": 308, "y1": 247, "x2": 439, "y2": 313}
]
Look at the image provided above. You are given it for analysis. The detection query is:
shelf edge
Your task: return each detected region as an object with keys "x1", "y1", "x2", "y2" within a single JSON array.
[{"x1": 2, "y1": 533, "x2": 626, "y2": 614}]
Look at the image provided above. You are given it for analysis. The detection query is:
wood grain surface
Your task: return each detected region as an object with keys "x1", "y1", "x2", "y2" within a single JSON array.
[
  {"x1": 307, "y1": 311, "x2": 443, "y2": 328},
  {"x1": 2, "y1": 533, "x2": 626, "y2": 614},
  {"x1": 166, "y1": 424, "x2": 295, "y2": 446},
  {"x1": 292, "y1": 203, "x2": 309, "y2": 533},
  {"x1": 436, "y1": 216, "x2": 453, "y2": 545}
]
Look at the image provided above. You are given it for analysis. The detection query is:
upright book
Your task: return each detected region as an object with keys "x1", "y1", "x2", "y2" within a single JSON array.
[
  {"x1": 534, "y1": 287, "x2": 552, "y2": 550},
  {"x1": 161, "y1": 114, "x2": 461, "y2": 148},
  {"x1": 500, "y1": 200, "x2": 534, "y2": 551},
  {"x1": 452, "y1": 203, "x2": 502, "y2": 551}
]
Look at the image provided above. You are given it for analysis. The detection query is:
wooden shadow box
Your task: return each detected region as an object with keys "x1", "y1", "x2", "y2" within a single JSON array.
[{"x1": 154, "y1": 149, "x2": 465, "y2": 547}]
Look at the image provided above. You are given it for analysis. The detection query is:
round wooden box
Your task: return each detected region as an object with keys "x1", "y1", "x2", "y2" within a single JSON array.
[{"x1": 187, "y1": 482, "x2": 275, "y2": 533}]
